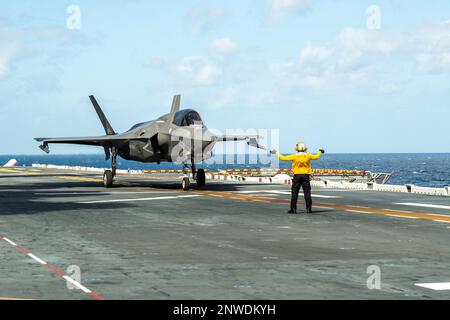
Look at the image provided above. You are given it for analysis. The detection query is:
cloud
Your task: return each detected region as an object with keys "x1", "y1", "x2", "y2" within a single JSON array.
[
  {"x1": 185, "y1": 5, "x2": 225, "y2": 34},
  {"x1": 416, "y1": 53, "x2": 450, "y2": 73},
  {"x1": 0, "y1": 22, "x2": 85, "y2": 81},
  {"x1": 176, "y1": 56, "x2": 223, "y2": 86},
  {"x1": 269, "y1": 21, "x2": 450, "y2": 91},
  {"x1": 269, "y1": 0, "x2": 311, "y2": 23},
  {"x1": 211, "y1": 37, "x2": 239, "y2": 55},
  {"x1": 299, "y1": 42, "x2": 334, "y2": 65},
  {"x1": 0, "y1": 45, "x2": 18, "y2": 78}
]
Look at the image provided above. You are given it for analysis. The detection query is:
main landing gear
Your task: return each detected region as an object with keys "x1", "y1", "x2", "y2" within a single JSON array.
[
  {"x1": 103, "y1": 147, "x2": 117, "y2": 188},
  {"x1": 181, "y1": 159, "x2": 206, "y2": 191}
]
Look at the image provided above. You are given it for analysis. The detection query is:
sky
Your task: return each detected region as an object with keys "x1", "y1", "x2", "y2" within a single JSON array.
[{"x1": 1, "y1": 0, "x2": 450, "y2": 154}]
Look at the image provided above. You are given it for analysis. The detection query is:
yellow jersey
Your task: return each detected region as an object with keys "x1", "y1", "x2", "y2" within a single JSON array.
[{"x1": 276, "y1": 151, "x2": 322, "y2": 175}]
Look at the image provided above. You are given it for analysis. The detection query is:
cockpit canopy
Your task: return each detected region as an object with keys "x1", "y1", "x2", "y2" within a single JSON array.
[{"x1": 173, "y1": 109, "x2": 203, "y2": 127}]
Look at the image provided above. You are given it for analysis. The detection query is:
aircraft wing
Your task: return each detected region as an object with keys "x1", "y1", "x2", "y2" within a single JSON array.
[
  {"x1": 215, "y1": 134, "x2": 267, "y2": 150},
  {"x1": 34, "y1": 135, "x2": 145, "y2": 153}
]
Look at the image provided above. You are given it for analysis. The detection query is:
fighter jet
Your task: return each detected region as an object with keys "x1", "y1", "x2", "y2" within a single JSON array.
[{"x1": 35, "y1": 95, "x2": 265, "y2": 190}]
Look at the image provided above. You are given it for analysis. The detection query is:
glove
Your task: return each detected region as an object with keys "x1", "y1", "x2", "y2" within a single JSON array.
[
  {"x1": 319, "y1": 149, "x2": 325, "y2": 154},
  {"x1": 270, "y1": 149, "x2": 277, "y2": 155}
]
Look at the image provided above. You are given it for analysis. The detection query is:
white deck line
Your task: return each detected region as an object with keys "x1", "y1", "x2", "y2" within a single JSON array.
[
  {"x1": 235, "y1": 190, "x2": 339, "y2": 198},
  {"x1": 63, "y1": 275, "x2": 92, "y2": 293},
  {"x1": 346, "y1": 209, "x2": 373, "y2": 214},
  {"x1": 396, "y1": 203, "x2": 450, "y2": 210},
  {"x1": 80, "y1": 195, "x2": 201, "y2": 204},
  {"x1": 386, "y1": 214, "x2": 418, "y2": 219},
  {"x1": 415, "y1": 283, "x2": 450, "y2": 291},
  {"x1": 34, "y1": 191, "x2": 177, "y2": 196},
  {"x1": 28, "y1": 253, "x2": 47, "y2": 265}
]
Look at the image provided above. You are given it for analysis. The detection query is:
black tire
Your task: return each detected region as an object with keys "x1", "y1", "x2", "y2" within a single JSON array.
[
  {"x1": 182, "y1": 177, "x2": 190, "y2": 191},
  {"x1": 103, "y1": 170, "x2": 113, "y2": 188},
  {"x1": 196, "y1": 169, "x2": 206, "y2": 187}
]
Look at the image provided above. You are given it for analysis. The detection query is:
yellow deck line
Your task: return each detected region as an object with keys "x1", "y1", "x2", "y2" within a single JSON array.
[
  {"x1": 194, "y1": 190, "x2": 450, "y2": 224},
  {"x1": 0, "y1": 168, "x2": 40, "y2": 175},
  {"x1": 3, "y1": 168, "x2": 449, "y2": 224},
  {"x1": 58, "y1": 176, "x2": 103, "y2": 183}
]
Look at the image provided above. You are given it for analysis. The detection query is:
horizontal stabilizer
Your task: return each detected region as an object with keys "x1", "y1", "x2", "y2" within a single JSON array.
[
  {"x1": 39, "y1": 142, "x2": 50, "y2": 154},
  {"x1": 213, "y1": 134, "x2": 266, "y2": 150},
  {"x1": 34, "y1": 135, "x2": 147, "y2": 148},
  {"x1": 247, "y1": 137, "x2": 267, "y2": 150}
]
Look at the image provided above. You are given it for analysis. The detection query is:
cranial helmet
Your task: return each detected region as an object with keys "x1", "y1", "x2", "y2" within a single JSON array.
[{"x1": 296, "y1": 142, "x2": 308, "y2": 152}]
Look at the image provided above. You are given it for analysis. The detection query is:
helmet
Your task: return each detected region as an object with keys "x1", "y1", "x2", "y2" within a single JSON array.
[{"x1": 296, "y1": 142, "x2": 308, "y2": 152}]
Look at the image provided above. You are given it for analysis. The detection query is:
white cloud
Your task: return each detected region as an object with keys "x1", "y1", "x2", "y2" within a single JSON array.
[
  {"x1": 211, "y1": 87, "x2": 238, "y2": 109},
  {"x1": 0, "y1": 46, "x2": 17, "y2": 78},
  {"x1": 299, "y1": 42, "x2": 334, "y2": 65},
  {"x1": 270, "y1": 0, "x2": 311, "y2": 23},
  {"x1": 176, "y1": 56, "x2": 223, "y2": 86},
  {"x1": 416, "y1": 53, "x2": 450, "y2": 73},
  {"x1": 0, "y1": 23, "x2": 84, "y2": 81},
  {"x1": 186, "y1": 5, "x2": 225, "y2": 34},
  {"x1": 211, "y1": 37, "x2": 239, "y2": 55},
  {"x1": 377, "y1": 83, "x2": 400, "y2": 95},
  {"x1": 268, "y1": 62, "x2": 294, "y2": 76},
  {"x1": 269, "y1": 21, "x2": 450, "y2": 91}
]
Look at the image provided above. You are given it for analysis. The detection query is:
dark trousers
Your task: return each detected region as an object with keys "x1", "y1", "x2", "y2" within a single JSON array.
[{"x1": 291, "y1": 174, "x2": 312, "y2": 211}]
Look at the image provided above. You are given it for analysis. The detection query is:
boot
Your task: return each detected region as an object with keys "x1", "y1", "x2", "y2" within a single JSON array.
[{"x1": 287, "y1": 208, "x2": 297, "y2": 214}]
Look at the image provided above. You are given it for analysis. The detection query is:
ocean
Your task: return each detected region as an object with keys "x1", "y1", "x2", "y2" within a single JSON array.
[{"x1": 1, "y1": 153, "x2": 449, "y2": 188}]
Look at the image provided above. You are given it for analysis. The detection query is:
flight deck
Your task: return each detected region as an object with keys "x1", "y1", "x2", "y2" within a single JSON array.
[{"x1": 1, "y1": 166, "x2": 450, "y2": 300}]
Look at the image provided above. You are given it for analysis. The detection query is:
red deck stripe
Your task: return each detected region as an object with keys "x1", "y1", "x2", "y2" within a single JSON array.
[{"x1": 1, "y1": 235, "x2": 104, "y2": 301}]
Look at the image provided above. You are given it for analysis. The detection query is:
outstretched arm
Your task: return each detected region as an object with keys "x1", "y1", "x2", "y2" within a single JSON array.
[
  {"x1": 310, "y1": 149, "x2": 325, "y2": 160},
  {"x1": 272, "y1": 150, "x2": 296, "y2": 161}
]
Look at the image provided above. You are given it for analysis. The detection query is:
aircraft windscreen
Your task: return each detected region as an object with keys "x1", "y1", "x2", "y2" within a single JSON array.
[
  {"x1": 173, "y1": 110, "x2": 203, "y2": 126},
  {"x1": 185, "y1": 111, "x2": 202, "y2": 125}
]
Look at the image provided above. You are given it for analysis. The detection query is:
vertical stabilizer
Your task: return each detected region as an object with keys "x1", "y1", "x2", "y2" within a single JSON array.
[
  {"x1": 170, "y1": 95, "x2": 181, "y2": 114},
  {"x1": 168, "y1": 95, "x2": 181, "y2": 124},
  {"x1": 89, "y1": 95, "x2": 116, "y2": 135}
]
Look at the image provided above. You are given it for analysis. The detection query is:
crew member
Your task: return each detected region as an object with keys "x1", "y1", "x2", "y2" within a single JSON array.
[{"x1": 272, "y1": 143, "x2": 325, "y2": 214}]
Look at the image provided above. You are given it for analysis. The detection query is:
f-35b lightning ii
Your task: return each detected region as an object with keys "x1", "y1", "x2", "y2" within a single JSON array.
[{"x1": 35, "y1": 95, "x2": 265, "y2": 190}]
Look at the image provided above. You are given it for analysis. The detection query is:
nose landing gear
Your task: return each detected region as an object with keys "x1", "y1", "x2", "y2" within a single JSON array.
[
  {"x1": 181, "y1": 177, "x2": 190, "y2": 191},
  {"x1": 181, "y1": 159, "x2": 206, "y2": 191}
]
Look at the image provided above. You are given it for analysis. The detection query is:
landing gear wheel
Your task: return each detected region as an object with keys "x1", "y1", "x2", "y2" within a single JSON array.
[
  {"x1": 103, "y1": 170, "x2": 114, "y2": 188},
  {"x1": 196, "y1": 169, "x2": 206, "y2": 187},
  {"x1": 182, "y1": 177, "x2": 190, "y2": 191}
]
